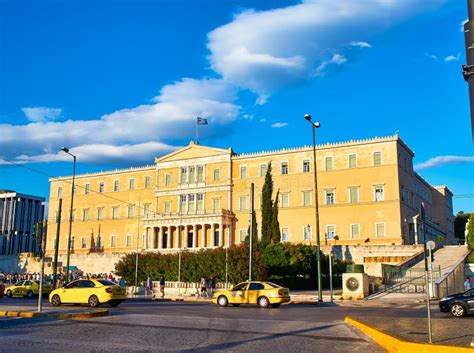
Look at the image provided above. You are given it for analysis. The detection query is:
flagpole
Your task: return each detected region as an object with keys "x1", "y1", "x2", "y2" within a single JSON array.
[{"x1": 196, "y1": 117, "x2": 199, "y2": 144}]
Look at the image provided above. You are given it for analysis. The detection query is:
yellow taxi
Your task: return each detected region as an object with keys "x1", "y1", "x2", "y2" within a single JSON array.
[
  {"x1": 6, "y1": 280, "x2": 54, "y2": 298},
  {"x1": 212, "y1": 281, "x2": 290, "y2": 308},
  {"x1": 49, "y1": 279, "x2": 126, "y2": 307}
]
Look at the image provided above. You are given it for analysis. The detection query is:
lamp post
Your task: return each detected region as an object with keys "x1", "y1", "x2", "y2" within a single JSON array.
[
  {"x1": 60, "y1": 147, "x2": 76, "y2": 283},
  {"x1": 303, "y1": 114, "x2": 322, "y2": 302}
]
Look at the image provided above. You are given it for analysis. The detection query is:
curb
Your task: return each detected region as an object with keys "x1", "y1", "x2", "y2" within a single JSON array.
[
  {"x1": 0, "y1": 309, "x2": 109, "y2": 320},
  {"x1": 345, "y1": 317, "x2": 474, "y2": 353}
]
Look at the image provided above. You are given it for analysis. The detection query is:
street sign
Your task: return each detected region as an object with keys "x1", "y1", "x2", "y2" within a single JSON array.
[{"x1": 426, "y1": 240, "x2": 436, "y2": 250}]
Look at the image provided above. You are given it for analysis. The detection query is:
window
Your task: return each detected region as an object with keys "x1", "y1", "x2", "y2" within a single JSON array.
[
  {"x1": 142, "y1": 234, "x2": 147, "y2": 248},
  {"x1": 326, "y1": 225, "x2": 336, "y2": 240},
  {"x1": 84, "y1": 183, "x2": 90, "y2": 194},
  {"x1": 113, "y1": 180, "x2": 119, "y2": 192},
  {"x1": 280, "y1": 193, "x2": 289, "y2": 208},
  {"x1": 197, "y1": 166, "x2": 204, "y2": 182},
  {"x1": 325, "y1": 189, "x2": 335, "y2": 205},
  {"x1": 112, "y1": 206, "x2": 119, "y2": 220},
  {"x1": 180, "y1": 195, "x2": 187, "y2": 211},
  {"x1": 303, "y1": 225, "x2": 312, "y2": 240},
  {"x1": 239, "y1": 229, "x2": 247, "y2": 242},
  {"x1": 303, "y1": 191, "x2": 312, "y2": 206},
  {"x1": 240, "y1": 166, "x2": 248, "y2": 179},
  {"x1": 350, "y1": 224, "x2": 360, "y2": 239},
  {"x1": 82, "y1": 209, "x2": 90, "y2": 221},
  {"x1": 401, "y1": 185, "x2": 406, "y2": 202},
  {"x1": 249, "y1": 283, "x2": 265, "y2": 290},
  {"x1": 99, "y1": 182, "x2": 105, "y2": 193},
  {"x1": 126, "y1": 234, "x2": 132, "y2": 247},
  {"x1": 374, "y1": 185, "x2": 384, "y2": 202},
  {"x1": 189, "y1": 166, "x2": 196, "y2": 183},
  {"x1": 180, "y1": 167, "x2": 187, "y2": 184},
  {"x1": 281, "y1": 228, "x2": 289, "y2": 242},
  {"x1": 349, "y1": 187, "x2": 359, "y2": 203},
  {"x1": 197, "y1": 193, "x2": 204, "y2": 211},
  {"x1": 303, "y1": 160, "x2": 310, "y2": 173},
  {"x1": 143, "y1": 203, "x2": 151, "y2": 217},
  {"x1": 110, "y1": 235, "x2": 117, "y2": 248},
  {"x1": 212, "y1": 198, "x2": 220, "y2": 211},
  {"x1": 281, "y1": 162, "x2": 289, "y2": 175},
  {"x1": 373, "y1": 152, "x2": 382, "y2": 166},
  {"x1": 165, "y1": 174, "x2": 172, "y2": 186},
  {"x1": 188, "y1": 194, "x2": 195, "y2": 211},
  {"x1": 127, "y1": 205, "x2": 134, "y2": 218},
  {"x1": 96, "y1": 236, "x2": 102, "y2": 248},
  {"x1": 239, "y1": 196, "x2": 248, "y2": 210},
  {"x1": 97, "y1": 207, "x2": 104, "y2": 220},
  {"x1": 260, "y1": 164, "x2": 268, "y2": 177},
  {"x1": 145, "y1": 176, "x2": 151, "y2": 188},
  {"x1": 128, "y1": 179, "x2": 135, "y2": 190},
  {"x1": 81, "y1": 237, "x2": 87, "y2": 249},
  {"x1": 164, "y1": 201, "x2": 171, "y2": 214},
  {"x1": 349, "y1": 154, "x2": 357, "y2": 168},
  {"x1": 325, "y1": 157, "x2": 333, "y2": 171},
  {"x1": 57, "y1": 186, "x2": 63, "y2": 197},
  {"x1": 213, "y1": 168, "x2": 220, "y2": 181},
  {"x1": 376, "y1": 223, "x2": 386, "y2": 237}
]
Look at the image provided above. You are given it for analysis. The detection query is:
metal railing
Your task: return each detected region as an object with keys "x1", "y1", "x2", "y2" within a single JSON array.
[{"x1": 434, "y1": 254, "x2": 469, "y2": 298}]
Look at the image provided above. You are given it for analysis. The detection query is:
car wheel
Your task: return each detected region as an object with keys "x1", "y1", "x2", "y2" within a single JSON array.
[
  {"x1": 27, "y1": 290, "x2": 34, "y2": 299},
  {"x1": 258, "y1": 296, "x2": 270, "y2": 308},
  {"x1": 217, "y1": 295, "x2": 228, "y2": 307},
  {"x1": 109, "y1": 301, "x2": 120, "y2": 307},
  {"x1": 88, "y1": 295, "x2": 100, "y2": 307},
  {"x1": 51, "y1": 294, "x2": 61, "y2": 306},
  {"x1": 231, "y1": 304, "x2": 240, "y2": 307},
  {"x1": 271, "y1": 303, "x2": 281, "y2": 308},
  {"x1": 6, "y1": 290, "x2": 12, "y2": 298},
  {"x1": 450, "y1": 303, "x2": 466, "y2": 317}
]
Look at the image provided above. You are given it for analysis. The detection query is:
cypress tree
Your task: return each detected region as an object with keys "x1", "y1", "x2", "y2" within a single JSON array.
[
  {"x1": 468, "y1": 213, "x2": 474, "y2": 250},
  {"x1": 261, "y1": 162, "x2": 273, "y2": 247},
  {"x1": 271, "y1": 190, "x2": 281, "y2": 243}
]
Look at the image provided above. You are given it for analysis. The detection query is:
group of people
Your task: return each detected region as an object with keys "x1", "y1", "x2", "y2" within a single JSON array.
[
  {"x1": 0, "y1": 272, "x2": 44, "y2": 284},
  {"x1": 146, "y1": 275, "x2": 166, "y2": 298},
  {"x1": 198, "y1": 275, "x2": 217, "y2": 298}
]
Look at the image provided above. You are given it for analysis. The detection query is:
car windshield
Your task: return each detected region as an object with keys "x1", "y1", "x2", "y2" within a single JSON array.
[
  {"x1": 266, "y1": 282, "x2": 282, "y2": 288},
  {"x1": 97, "y1": 280, "x2": 116, "y2": 286},
  {"x1": 232, "y1": 282, "x2": 248, "y2": 291}
]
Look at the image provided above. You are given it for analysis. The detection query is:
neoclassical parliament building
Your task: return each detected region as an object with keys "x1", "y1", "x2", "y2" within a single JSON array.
[{"x1": 45, "y1": 135, "x2": 455, "y2": 258}]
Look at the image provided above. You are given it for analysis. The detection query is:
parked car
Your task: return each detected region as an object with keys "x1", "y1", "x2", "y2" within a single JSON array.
[
  {"x1": 49, "y1": 279, "x2": 126, "y2": 307},
  {"x1": 212, "y1": 281, "x2": 290, "y2": 308},
  {"x1": 439, "y1": 289, "x2": 474, "y2": 317},
  {"x1": 5, "y1": 280, "x2": 54, "y2": 298}
]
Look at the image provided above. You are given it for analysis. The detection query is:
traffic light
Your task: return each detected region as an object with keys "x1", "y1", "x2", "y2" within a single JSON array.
[{"x1": 430, "y1": 250, "x2": 435, "y2": 264}]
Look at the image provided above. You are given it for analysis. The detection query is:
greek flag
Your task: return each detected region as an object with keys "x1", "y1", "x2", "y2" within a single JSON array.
[{"x1": 197, "y1": 117, "x2": 208, "y2": 125}]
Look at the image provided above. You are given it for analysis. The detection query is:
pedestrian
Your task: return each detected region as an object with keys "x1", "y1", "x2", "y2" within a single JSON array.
[
  {"x1": 0, "y1": 279, "x2": 4, "y2": 299},
  {"x1": 146, "y1": 275, "x2": 154, "y2": 297},
  {"x1": 210, "y1": 274, "x2": 216, "y2": 297},
  {"x1": 200, "y1": 277, "x2": 208, "y2": 298},
  {"x1": 159, "y1": 275, "x2": 165, "y2": 298},
  {"x1": 119, "y1": 278, "x2": 126, "y2": 288},
  {"x1": 464, "y1": 276, "x2": 472, "y2": 291}
]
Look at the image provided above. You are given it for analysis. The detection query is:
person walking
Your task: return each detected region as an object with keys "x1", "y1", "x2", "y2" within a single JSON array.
[
  {"x1": 159, "y1": 275, "x2": 165, "y2": 298},
  {"x1": 464, "y1": 276, "x2": 472, "y2": 291},
  {"x1": 146, "y1": 275, "x2": 154, "y2": 297},
  {"x1": 200, "y1": 277, "x2": 208, "y2": 298},
  {"x1": 210, "y1": 274, "x2": 216, "y2": 297}
]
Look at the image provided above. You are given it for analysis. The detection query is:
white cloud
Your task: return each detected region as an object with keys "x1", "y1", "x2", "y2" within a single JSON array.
[
  {"x1": 425, "y1": 53, "x2": 438, "y2": 60},
  {"x1": 444, "y1": 54, "x2": 460, "y2": 62},
  {"x1": 350, "y1": 41, "x2": 372, "y2": 48},
  {"x1": 271, "y1": 122, "x2": 288, "y2": 128},
  {"x1": 1, "y1": 78, "x2": 239, "y2": 164},
  {"x1": 21, "y1": 107, "x2": 62, "y2": 122},
  {"x1": 315, "y1": 54, "x2": 347, "y2": 75},
  {"x1": 259, "y1": 118, "x2": 267, "y2": 123},
  {"x1": 207, "y1": 0, "x2": 444, "y2": 97},
  {"x1": 460, "y1": 19, "x2": 468, "y2": 32},
  {"x1": 415, "y1": 155, "x2": 474, "y2": 170}
]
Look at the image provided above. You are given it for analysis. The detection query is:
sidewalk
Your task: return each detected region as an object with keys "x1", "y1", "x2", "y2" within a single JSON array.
[{"x1": 0, "y1": 304, "x2": 109, "y2": 320}]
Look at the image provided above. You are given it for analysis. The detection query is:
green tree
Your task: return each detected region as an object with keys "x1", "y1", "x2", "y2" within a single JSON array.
[
  {"x1": 454, "y1": 211, "x2": 470, "y2": 242},
  {"x1": 261, "y1": 162, "x2": 273, "y2": 248},
  {"x1": 270, "y1": 190, "x2": 281, "y2": 243},
  {"x1": 467, "y1": 213, "x2": 474, "y2": 250}
]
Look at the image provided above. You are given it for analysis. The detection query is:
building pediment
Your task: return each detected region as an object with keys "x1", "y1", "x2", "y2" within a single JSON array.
[{"x1": 155, "y1": 141, "x2": 232, "y2": 163}]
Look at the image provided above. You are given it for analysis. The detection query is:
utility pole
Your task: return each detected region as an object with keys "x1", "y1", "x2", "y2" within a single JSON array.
[
  {"x1": 420, "y1": 203, "x2": 433, "y2": 344},
  {"x1": 329, "y1": 246, "x2": 333, "y2": 302},
  {"x1": 249, "y1": 183, "x2": 255, "y2": 282},
  {"x1": 52, "y1": 198, "x2": 62, "y2": 288},
  {"x1": 134, "y1": 199, "x2": 141, "y2": 288},
  {"x1": 463, "y1": 0, "x2": 474, "y2": 139},
  {"x1": 37, "y1": 220, "x2": 47, "y2": 313}
]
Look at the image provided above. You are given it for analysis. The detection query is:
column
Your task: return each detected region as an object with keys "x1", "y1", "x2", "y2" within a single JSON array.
[
  {"x1": 201, "y1": 224, "x2": 206, "y2": 248},
  {"x1": 211, "y1": 224, "x2": 215, "y2": 247},
  {"x1": 158, "y1": 227, "x2": 163, "y2": 249},
  {"x1": 219, "y1": 223, "x2": 224, "y2": 247},
  {"x1": 225, "y1": 224, "x2": 230, "y2": 247},
  {"x1": 193, "y1": 224, "x2": 197, "y2": 248},
  {"x1": 166, "y1": 227, "x2": 171, "y2": 249}
]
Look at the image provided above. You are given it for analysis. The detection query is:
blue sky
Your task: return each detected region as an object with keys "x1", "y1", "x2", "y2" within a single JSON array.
[{"x1": 0, "y1": 0, "x2": 473, "y2": 213}]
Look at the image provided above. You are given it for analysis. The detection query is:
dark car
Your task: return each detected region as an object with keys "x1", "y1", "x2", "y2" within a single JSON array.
[{"x1": 439, "y1": 289, "x2": 474, "y2": 317}]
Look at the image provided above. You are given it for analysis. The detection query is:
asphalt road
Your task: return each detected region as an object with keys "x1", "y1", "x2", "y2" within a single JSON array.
[{"x1": 0, "y1": 297, "x2": 463, "y2": 352}]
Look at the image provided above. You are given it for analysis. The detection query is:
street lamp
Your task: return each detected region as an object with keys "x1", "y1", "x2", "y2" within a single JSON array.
[
  {"x1": 303, "y1": 114, "x2": 323, "y2": 302},
  {"x1": 60, "y1": 147, "x2": 76, "y2": 283}
]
